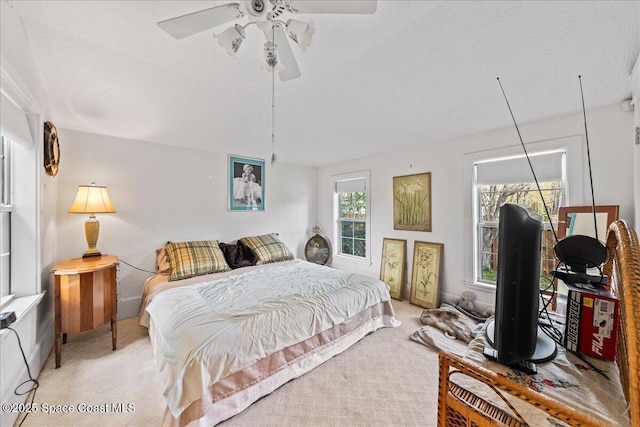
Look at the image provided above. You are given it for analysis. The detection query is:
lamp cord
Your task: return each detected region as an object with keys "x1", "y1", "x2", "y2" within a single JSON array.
[
  {"x1": 6, "y1": 327, "x2": 39, "y2": 427},
  {"x1": 118, "y1": 259, "x2": 155, "y2": 274}
]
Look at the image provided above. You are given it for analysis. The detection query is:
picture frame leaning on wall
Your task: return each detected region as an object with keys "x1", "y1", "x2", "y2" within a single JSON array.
[
  {"x1": 410, "y1": 241, "x2": 443, "y2": 309},
  {"x1": 380, "y1": 238, "x2": 407, "y2": 300}
]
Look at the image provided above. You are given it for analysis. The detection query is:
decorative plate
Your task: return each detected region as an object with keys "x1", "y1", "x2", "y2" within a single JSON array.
[
  {"x1": 305, "y1": 234, "x2": 330, "y2": 265},
  {"x1": 44, "y1": 121, "x2": 60, "y2": 177}
]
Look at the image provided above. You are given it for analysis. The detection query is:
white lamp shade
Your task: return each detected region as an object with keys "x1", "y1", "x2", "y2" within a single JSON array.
[
  {"x1": 286, "y1": 19, "x2": 315, "y2": 51},
  {"x1": 216, "y1": 24, "x2": 245, "y2": 57},
  {"x1": 68, "y1": 184, "x2": 116, "y2": 215}
]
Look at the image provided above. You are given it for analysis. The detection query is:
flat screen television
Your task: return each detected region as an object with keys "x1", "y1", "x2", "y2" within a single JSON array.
[{"x1": 485, "y1": 203, "x2": 557, "y2": 372}]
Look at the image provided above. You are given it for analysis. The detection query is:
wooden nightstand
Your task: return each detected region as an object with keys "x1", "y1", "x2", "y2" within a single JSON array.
[{"x1": 52, "y1": 255, "x2": 119, "y2": 368}]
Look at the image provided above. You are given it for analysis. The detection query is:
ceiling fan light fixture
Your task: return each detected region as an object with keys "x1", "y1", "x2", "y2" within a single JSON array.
[
  {"x1": 286, "y1": 19, "x2": 315, "y2": 51},
  {"x1": 216, "y1": 24, "x2": 245, "y2": 57},
  {"x1": 241, "y1": 0, "x2": 270, "y2": 21},
  {"x1": 263, "y1": 41, "x2": 284, "y2": 72}
]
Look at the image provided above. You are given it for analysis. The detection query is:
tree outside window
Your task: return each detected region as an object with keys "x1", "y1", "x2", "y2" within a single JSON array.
[
  {"x1": 338, "y1": 191, "x2": 366, "y2": 257},
  {"x1": 478, "y1": 181, "x2": 563, "y2": 289}
]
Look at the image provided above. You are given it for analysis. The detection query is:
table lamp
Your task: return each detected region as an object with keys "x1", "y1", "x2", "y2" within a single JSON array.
[{"x1": 68, "y1": 182, "x2": 116, "y2": 258}]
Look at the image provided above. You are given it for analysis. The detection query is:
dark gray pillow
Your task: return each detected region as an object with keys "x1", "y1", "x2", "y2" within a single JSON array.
[{"x1": 219, "y1": 241, "x2": 258, "y2": 269}]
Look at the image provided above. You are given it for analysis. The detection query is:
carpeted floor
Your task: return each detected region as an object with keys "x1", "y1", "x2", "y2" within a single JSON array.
[{"x1": 18, "y1": 300, "x2": 440, "y2": 427}]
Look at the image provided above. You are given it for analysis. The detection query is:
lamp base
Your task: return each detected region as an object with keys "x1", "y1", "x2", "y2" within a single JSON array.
[
  {"x1": 83, "y1": 217, "x2": 102, "y2": 259},
  {"x1": 82, "y1": 250, "x2": 102, "y2": 258}
]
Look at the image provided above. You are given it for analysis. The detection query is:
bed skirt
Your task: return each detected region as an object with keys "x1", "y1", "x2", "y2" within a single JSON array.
[{"x1": 156, "y1": 300, "x2": 398, "y2": 426}]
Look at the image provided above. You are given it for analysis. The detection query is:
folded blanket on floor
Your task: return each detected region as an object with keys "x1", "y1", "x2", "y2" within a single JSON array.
[
  {"x1": 419, "y1": 305, "x2": 481, "y2": 342},
  {"x1": 410, "y1": 305, "x2": 484, "y2": 355}
]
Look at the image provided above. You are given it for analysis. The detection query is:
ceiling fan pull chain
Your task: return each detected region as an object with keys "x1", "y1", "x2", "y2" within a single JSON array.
[{"x1": 271, "y1": 24, "x2": 277, "y2": 165}]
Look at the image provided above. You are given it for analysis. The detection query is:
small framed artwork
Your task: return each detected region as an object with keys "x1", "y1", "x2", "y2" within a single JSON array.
[
  {"x1": 380, "y1": 238, "x2": 406, "y2": 300},
  {"x1": 305, "y1": 234, "x2": 331, "y2": 265},
  {"x1": 393, "y1": 172, "x2": 432, "y2": 232},
  {"x1": 410, "y1": 241, "x2": 443, "y2": 309},
  {"x1": 229, "y1": 155, "x2": 265, "y2": 211},
  {"x1": 557, "y1": 205, "x2": 619, "y2": 239}
]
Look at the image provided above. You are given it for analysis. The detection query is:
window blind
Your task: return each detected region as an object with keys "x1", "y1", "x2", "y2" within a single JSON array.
[
  {"x1": 476, "y1": 150, "x2": 564, "y2": 185},
  {"x1": 335, "y1": 178, "x2": 366, "y2": 194}
]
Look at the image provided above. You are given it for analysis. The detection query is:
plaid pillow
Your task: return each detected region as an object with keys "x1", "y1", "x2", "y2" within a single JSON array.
[
  {"x1": 240, "y1": 234, "x2": 294, "y2": 265},
  {"x1": 165, "y1": 240, "x2": 230, "y2": 281}
]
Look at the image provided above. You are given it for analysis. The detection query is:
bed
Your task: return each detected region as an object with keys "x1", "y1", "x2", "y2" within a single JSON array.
[{"x1": 139, "y1": 235, "x2": 400, "y2": 426}]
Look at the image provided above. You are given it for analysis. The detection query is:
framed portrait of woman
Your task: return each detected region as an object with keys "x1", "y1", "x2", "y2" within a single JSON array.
[{"x1": 228, "y1": 155, "x2": 265, "y2": 211}]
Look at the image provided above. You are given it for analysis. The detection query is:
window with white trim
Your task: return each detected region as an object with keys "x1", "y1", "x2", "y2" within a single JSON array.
[
  {"x1": 333, "y1": 171, "x2": 370, "y2": 261},
  {"x1": 0, "y1": 87, "x2": 39, "y2": 303},
  {"x1": 1, "y1": 135, "x2": 12, "y2": 305},
  {"x1": 474, "y1": 150, "x2": 566, "y2": 288}
]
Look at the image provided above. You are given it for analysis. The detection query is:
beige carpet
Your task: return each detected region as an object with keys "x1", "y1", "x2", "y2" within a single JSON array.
[{"x1": 18, "y1": 300, "x2": 440, "y2": 427}]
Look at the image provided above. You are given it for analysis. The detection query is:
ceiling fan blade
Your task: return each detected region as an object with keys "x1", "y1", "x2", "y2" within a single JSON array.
[
  {"x1": 291, "y1": 0, "x2": 376, "y2": 14},
  {"x1": 273, "y1": 25, "x2": 302, "y2": 81},
  {"x1": 261, "y1": 23, "x2": 302, "y2": 81},
  {"x1": 158, "y1": 3, "x2": 242, "y2": 39}
]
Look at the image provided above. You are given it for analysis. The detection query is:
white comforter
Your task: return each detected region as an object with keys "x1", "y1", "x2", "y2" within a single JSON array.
[{"x1": 145, "y1": 259, "x2": 399, "y2": 425}]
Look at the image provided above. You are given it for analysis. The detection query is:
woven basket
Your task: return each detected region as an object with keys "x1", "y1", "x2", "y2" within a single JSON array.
[
  {"x1": 605, "y1": 220, "x2": 640, "y2": 427},
  {"x1": 438, "y1": 351, "x2": 606, "y2": 426}
]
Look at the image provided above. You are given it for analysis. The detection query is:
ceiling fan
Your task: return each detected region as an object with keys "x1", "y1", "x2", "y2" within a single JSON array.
[{"x1": 157, "y1": 0, "x2": 377, "y2": 81}]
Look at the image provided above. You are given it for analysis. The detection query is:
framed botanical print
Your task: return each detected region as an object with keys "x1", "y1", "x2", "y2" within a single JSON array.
[
  {"x1": 228, "y1": 155, "x2": 265, "y2": 211},
  {"x1": 393, "y1": 172, "x2": 431, "y2": 231},
  {"x1": 380, "y1": 238, "x2": 406, "y2": 300},
  {"x1": 410, "y1": 241, "x2": 443, "y2": 309}
]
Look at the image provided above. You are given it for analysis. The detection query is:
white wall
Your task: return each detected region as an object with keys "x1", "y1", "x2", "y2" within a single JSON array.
[
  {"x1": 631, "y1": 52, "x2": 640, "y2": 229},
  {"x1": 55, "y1": 130, "x2": 318, "y2": 318},
  {"x1": 1, "y1": 3, "x2": 56, "y2": 426},
  {"x1": 318, "y1": 104, "x2": 635, "y2": 312}
]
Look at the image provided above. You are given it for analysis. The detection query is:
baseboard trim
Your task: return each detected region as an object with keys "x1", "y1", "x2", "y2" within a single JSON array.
[{"x1": 118, "y1": 295, "x2": 142, "y2": 320}]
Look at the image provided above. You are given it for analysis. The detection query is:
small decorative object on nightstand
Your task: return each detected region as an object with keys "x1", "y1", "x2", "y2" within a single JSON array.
[{"x1": 52, "y1": 255, "x2": 118, "y2": 368}]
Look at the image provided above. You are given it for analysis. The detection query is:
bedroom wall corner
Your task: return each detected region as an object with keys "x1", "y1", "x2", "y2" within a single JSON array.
[
  {"x1": 54, "y1": 130, "x2": 318, "y2": 319},
  {"x1": 317, "y1": 104, "x2": 635, "y2": 312}
]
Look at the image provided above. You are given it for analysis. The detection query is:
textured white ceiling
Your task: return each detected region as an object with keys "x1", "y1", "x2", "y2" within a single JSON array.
[{"x1": 10, "y1": 0, "x2": 640, "y2": 167}]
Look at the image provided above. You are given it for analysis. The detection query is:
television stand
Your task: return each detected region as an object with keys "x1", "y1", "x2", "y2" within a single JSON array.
[
  {"x1": 482, "y1": 347, "x2": 537, "y2": 374},
  {"x1": 484, "y1": 319, "x2": 557, "y2": 374}
]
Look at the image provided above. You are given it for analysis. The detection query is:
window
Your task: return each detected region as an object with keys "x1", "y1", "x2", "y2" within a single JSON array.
[
  {"x1": 474, "y1": 150, "x2": 566, "y2": 289},
  {"x1": 338, "y1": 191, "x2": 366, "y2": 256},
  {"x1": 333, "y1": 171, "x2": 370, "y2": 262},
  {"x1": 0, "y1": 69, "x2": 41, "y2": 304},
  {"x1": 1, "y1": 135, "x2": 12, "y2": 305}
]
